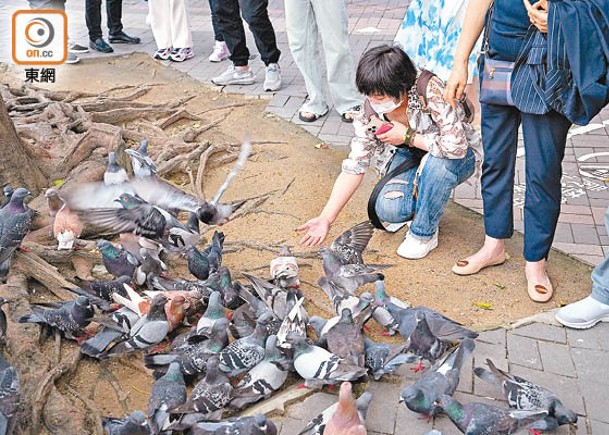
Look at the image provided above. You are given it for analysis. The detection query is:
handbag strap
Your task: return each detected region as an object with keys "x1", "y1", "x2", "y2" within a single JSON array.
[
  {"x1": 482, "y1": 2, "x2": 495, "y2": 53},
  {"x1": 367, "y1": 156, "x2": 419, "y2": 231}
]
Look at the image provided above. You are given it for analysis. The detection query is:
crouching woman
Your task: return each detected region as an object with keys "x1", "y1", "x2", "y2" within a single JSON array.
[{"x1": 298, "y1": 45, "x2": 482, "y2": 259}]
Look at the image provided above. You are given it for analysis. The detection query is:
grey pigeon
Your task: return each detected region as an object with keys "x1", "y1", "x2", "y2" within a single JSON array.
[
  {"x1": 323, "y1": 308, "x2": 365, "y2": 366},
  {"x1": 0, "y1": 353, "x2": 19, "y2": 435},
  {"x1": 73, "y1": 275, "x2": 132, "y2": 302},
  {"x1": 277, "y1": 297, "x2": 307, "y2": 349},
  {"x1": 242, "y1": 272, "x2": 297, "y2": 320},
  {"x1": 185, "y1": 245, "x2": 211, "y2": 281},
  {"x1": 364, "y1": 338, "x2": 416, "y2": 381},
  {"x1": 102, "y1": 410, "x2": 150, "y2": 435},
  {"x1": 318, "y1": 276, "x2": 360, "y2": 316},
  {"x1": 204, "y1": 267, "x2": 243, "y2": 309},
  {"x1": 0, "y1": 298, "x2": 6, "y2": 341},
  {"x1": 372, "y1": 280, "x2": 409, "y2": 336},
  {"x1": 0, "y1": 188, "x2": 32, "y2": 281},
  {"x1": 310, "y1": 293, "x2": 373, "y2": 340},
  {"x1": 104, "y1": 151, "x2": 129, "y2": 186},
  {"x1": 290, "y1": 334, "x2": 367, "y2": 387},
  {"x1": 126, "y1": 139, "x2": 157, "y2": 178},
  {"x1": 105, "y1": 294, "x2": 169, "y2": 356},
  {"x1": 135, "y1": 248, "x2": 164, "y2": 288},
  {"x1": 202, "y1": 231, "x2": 224, "y2": 274},
  {"x1": 148, "y1": 361, "x2": 187, "y2": 434},
  {"x1": 81, "y1": 306, "x2": 139, "y2": 358},
  {"x1": 171, "y1": 356, "x2": 232, "y2": 417},
  {"x1": 197, "y1": 291, "x2": 226, "y2": 335},
  {"x1": 270, "y1": 246, "x2": 300, "y2": 290},
  {"x1": 97, "y1": 239, "x2": 139, "y2": 279},
  {"x1": 229, "y1": 335, "x2": 290, "y2": 410},
  {"x1": 330, "y1": 221, "x2": 375, "y2": 265},
  {"x1": 144, "y1": 318, "x2": 229, "y2": 376},
  {"x1": 151, "y1": 275, "x2": 210, "y2": 295},
  {"x1": 219, "y1": 312, "x2": 274, "y2": 377},
  {"x1": 0, "y1": 185, "x2": 13, "y2": 209},
  {"x1": 435, "y1": 394, "x2": 548, "y2": 435},
  {"x1": 19, "y1": 295, "x2": 94, "y2": 341},
  {"x1": 474, "y1": 358, "x2": 578, "y2": 428},
  {"x1": 299, "y1": 382, "x2": 372, "y2": 435},
  {"x1": 401, "y1": 338, "x2": 476, "y2": 416},
  {"x1": 406, "y1": 310, "x2": 450, "y2": 371},
  {"x1": 188, "y1": 413, "x2": 277, "y2": 435}
]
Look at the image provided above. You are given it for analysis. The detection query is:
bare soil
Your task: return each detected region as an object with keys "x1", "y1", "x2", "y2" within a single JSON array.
[{"x1": 0, "y1": 53, "x2": 593, "y2": 428}]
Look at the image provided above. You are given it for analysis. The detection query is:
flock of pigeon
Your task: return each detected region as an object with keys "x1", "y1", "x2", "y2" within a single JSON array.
[{"x1": 0, "y1": 140, "x2": 580, "y2": 435}]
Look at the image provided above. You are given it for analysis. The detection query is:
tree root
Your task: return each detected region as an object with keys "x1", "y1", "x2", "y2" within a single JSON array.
[
  {"x1": 100, "y1": 365, "x2": 130, "y2": 414},
  {"x1": 65, "y1": 384, "x2": 104, "y2": 435}
]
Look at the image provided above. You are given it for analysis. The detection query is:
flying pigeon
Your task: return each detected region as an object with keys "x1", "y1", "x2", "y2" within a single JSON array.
[
  {"x1": 474, "y1": 358, "x2": 578, "y2": 428},
  {"x1": 148, "y1": 361, "x2": 187, "y2": 434},
  {"x1": 102, "y1": 411, "x2": 150, "y2": 435},
  {"x1": 19, "y1": 295, "x2": 94, "y2": 341},
  {"x1": 0, "y1": 188, "x2": 33, "y2": 281},
  {"x1": 401, "y1": 338, "x2": 476, "y2": 417},
  {"x1": 434, "y1": 394, "x2": 548, "y2": 435},
  {"x1": 0, "y1": 353, "x2": 20, "y2": 435},
  {"x1": 364, "y1": 338, "x2": 416, "y2": 381}
]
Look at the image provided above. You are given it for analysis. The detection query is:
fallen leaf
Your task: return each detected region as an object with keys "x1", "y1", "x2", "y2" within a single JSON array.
[
  {"x1": 474, "y1": 302, "x2": 493, "y2": 310},
  {"x1": 52, "y1": 179, "x2": 64, "y2": 187},
  {"x1": 493, "y1": 282, "x2": 506, "y2": 290},
  {"x1": 314, "y1": 143, "x2": 329, "y2": 150}
]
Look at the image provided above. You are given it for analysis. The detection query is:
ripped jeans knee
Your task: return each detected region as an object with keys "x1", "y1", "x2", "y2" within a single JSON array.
[{"x1": 375, "y1": 177, "x2": 414, "y2": 223}]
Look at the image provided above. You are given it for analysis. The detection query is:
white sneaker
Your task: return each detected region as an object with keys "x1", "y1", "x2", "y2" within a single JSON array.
[
  {"x1": 209, "y1": 41, "x2": 230, "y2": 62},
  {"x1": 555, "y1": 295, "x2": 609, "y2": 329},
  {"x1": 263, "y1": 63, "x2": 282, "y2": 91},
  {"x1": 397, "y1": 230, "x2": 438, "y2": 259},
  {"x1": 211, "y1": 65, "x2": 255, "y2": 86}
]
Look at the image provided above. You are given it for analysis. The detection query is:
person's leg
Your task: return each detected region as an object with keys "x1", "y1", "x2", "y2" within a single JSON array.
[
  {"x1": 215, "y1": 0, "x2": 249, "y2": 66},
  {"x1": 409, "y1": 149, "x2": 476, "y2": 238},
  {"x1": 85, "y1": 0, "x2": 103, "y2": 41},
  {"x1": 284, "y1": 0, "x2": 328, "y2": 116},
  {"x1": 238, "y1": 0, "x2": 280, "y2": 66},
  {"x1": 107, "y1": 0, "x2": 123, "y2": 36},
  {"x1": 208, "y1": 0, "x2": 230, "y2": 62},
  {"x1": 148, "y1": 0, "x2": 173, "y2": 50},
  {"x1": 209, "y1": 0, "x2": 223, "y2": 42},
  {"x1": 591, "y1": 207, "x2": 609, "y2": 305},
  {"x1": 28, "y1": 0, "x2": 65, "y2": 10},
  {"x1": 169, "y1": 0, "x2": 193, "y2": 49},
  {"x1": 452, "y1": 103, "x2": 520, "y2": 274},
  {"x1": 311, "y1": 0, "x2": 361, "y2": 115},
  {"x1": 375, "y1": 150, "x2": 418, "y2": 224}
]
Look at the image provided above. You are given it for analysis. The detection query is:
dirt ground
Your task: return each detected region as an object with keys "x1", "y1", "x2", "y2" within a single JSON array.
[{"x1": 1, "y1": 53, "x2": 593, "y2": 423}]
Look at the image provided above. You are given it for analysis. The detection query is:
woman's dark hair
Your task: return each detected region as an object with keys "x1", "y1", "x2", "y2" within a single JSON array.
[{"x1": 355, "y1": 45, "x2": 417, "y2": 100}]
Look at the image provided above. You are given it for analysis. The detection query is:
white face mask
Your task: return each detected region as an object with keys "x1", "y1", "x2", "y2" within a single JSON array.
[{"x1": 370, "y1": 99, "x2": 403, "y2": 115}]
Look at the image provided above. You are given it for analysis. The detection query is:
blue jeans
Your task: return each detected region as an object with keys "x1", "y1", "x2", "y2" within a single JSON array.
[
  {"x1": 592, "y1": 207, "x2": 609, "y2": 305},
  {"x1": 375, "y1": 148, "x2": 476, "y2": 239}
]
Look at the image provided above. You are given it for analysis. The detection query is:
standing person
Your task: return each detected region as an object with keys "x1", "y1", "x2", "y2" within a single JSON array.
[
  {"x1": 210, "y1": 0, "x2": 282, "y2": 91},
  {"x1": 208, "y1": 0, "x2": 229, "y2": 62},
  {"x1": 86, "y1": 0, "x2": 141, "y2": 53},
  {"x1": 556, "y1": 208, "x2": 609, "y2": 329},
  {"x1": 444, "y1": 0, "x2": 608, "y2": 302},
  {"x1": 395, "y1": 0, "x2": 481, "y2": 84},
  {"x1": 148, "y1": 0, "x2": 194, "y2": 62},
  {"x1": 284, "y1": 0, "x2": 362, "y2": 123},
  {"x1": 298, "y1": 45, "x2": 481, "y2": 259}
]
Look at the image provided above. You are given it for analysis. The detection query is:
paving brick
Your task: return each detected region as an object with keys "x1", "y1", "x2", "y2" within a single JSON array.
[
  {"x1": 472, "y1": 341, "x2": 508, "y2": 371},
  {"x1": 538, "y1": 341, "x2": 577, "y2": 377},
  {"x1": 279, "y1": 417, "x2": 306, "y2": 435},
  {"x1": 507, "y1": 364, "x2": 586, "y2": 415},
  {"x1": 394, "y1": 398, "x2": 436, "y2": 434},
  {"x1": 567, "y1": 323, "x2": 609, "y2": 351},
  {"x1": 511, "y1": 323, "x2": 567, "y2": 343},
  {"x1": 456, "y1": 353, "x2": 474, "y2": 394},
  {"x1": 507, "y1": 333, "x2": 542, "y2": 370},
  {"x1": 285, "y1": 391, "x2": 337, "y2": 421},
  {"x1": 553, "y1": 243, "x2": 604, "y2": 256},
  {"x1": 571, "y1": 347, "x2": 609, "y2": 385},
  {"x1": 571, "y1": 224, "x2": 601, "y2": 246},
  {"x1": 365, "y1": 381, "x2": 402, "y2": 434},
  {"x1": 590, "y1": 419, "x2": 609, "y2": 434},
  {"x1": 554, "y1": 222, "x2": 575, "y2": 243},
  {"x1": 579, "y1": 380, "x2": 609, "y2": 424}
]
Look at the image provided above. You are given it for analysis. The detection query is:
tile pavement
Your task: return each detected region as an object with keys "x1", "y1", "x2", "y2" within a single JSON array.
[{"x1": 275, "y1": 323, "x2": 609, "y2": 434}]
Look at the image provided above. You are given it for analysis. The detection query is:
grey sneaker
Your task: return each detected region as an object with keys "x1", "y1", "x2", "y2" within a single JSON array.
[
  {"x1": 65, "y1": 52, "x2": 80, "y2": 64},
  {"x1": 68, "y1": 42, "x2": 89, "y2": 53},
  {"x1": 211, "y1": 65, "x2": 255, "y2": 86},
  {"x1": 263, "y1": 63, "x2": 281, "y2": 91}
]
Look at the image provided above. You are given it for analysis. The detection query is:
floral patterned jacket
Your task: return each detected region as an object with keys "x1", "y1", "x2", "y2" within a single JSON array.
[{"x1": 342, "y1": 74, "x2": 483, "y2": 178}]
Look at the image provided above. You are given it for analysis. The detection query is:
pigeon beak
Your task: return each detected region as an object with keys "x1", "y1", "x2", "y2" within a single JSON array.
[
  {"x1": 398, "y1": 397, "x2": 404, "y2": 403},
  {"x1": 90, "y1": 248, "x2": 99, "y2": 254}
]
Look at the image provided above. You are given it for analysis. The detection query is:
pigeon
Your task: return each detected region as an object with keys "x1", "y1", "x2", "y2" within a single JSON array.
[
  {"x1": 406, "y1": 310, "x2": 450, "y2": 371},
  {"x1": 148, "y1": 362, "x2": 187, "y2": 434},
  {"x1": 0, "y1": 298, "x2": 6, "y2": 341},
  {"x1": 45, "y1": 188, "x2": 84, "y2": 250},
  {"x1": 203, "y1": 231, "x2": 224, "y2": 274},
  {"x1": 0, "y1": 188, "x2": 33, "y2": 281},
  {"x1": 185, "y1": 245, "x2": 211, "y2": 281},
  {"x1": 80, "y1": 306, "x2": 139, "y2": 358},
  {"x1": 144, "y1": 318, "x2": 230, "y2": 376},
  {"x1": 310, "y1": 294, "x2": 373, "y2": 340},
  {"x1": 171, "y1": 356, "x2": 233, "y2": 417},
  {"x1": 385, "y1": 303, "x2": 478, "y2": 342},
  {"x1": 242, "y1": 272, "x2": 299, "y2": 320},
  {"x1": 435, "y1": 394, "x2": 548, "y2": 435},
  {"x1": 104, "y1": 152, "x2": 129, "y2": 186},
  {"x1": 0, "y1": 185, "x2": 13, "y2": 209},
  {"x1": 364, "y1": 338, "x2": 416, "y2": 381},
  {"x1": 0, "y1": 353, "x2": 20, "y2": 435},
  {"x1": 270, "y1": 246, "x2": 300, "y2": 289},
  {"x1": 97, "y1": 239, "x2": 139, "y2": 279},
  {"x1": 219, "y1": 312, "x2": 274, "y2": 377},
  {"x1": 205, "y1": 268, "x2": 243, "y2": 310},
  {"x1": 323, "y1": 308, "x2": 365, "y2": 366},
  {"x1": 19, "y1": 295, "x2": 94, "y2": 341},
  {"x1": 187, "y1": 413, "x2": 277, "y2": 435},
  {"x1": 289, "y1": 334, "x2": 367, "y2": 387},
  {"x1": 474, "y1": 358, "x2": 578, "y2": 428},
  {"x1": 73, "y1": 275, "x2": 132, "y2": 302},
  {"x1": 330, "y1": 221, "x2": 375, "y2": 265},
  {"x1": 401, "y1": 338, "x2": 476, "y2": 417},
  {"x1": 135, "y1": 248, "x2": 164, "y2": 288},
  {"x1": 318, "y1": 276, "x2": 360, "y2": 316},
  {"x1": 151, "y1": 275, "x2": 210, "y2": 295},
  {"x1": 372, "y1": 280, "x2": 409, "y2": 336},
  {"x1": 126, "y1": 139, "x2": 157, "y2": 178},
  {"x1": 299, "y1": 382, "x2": 372, "y2": 435},
  {"x1": 102, "y1": 410, "x2": 150, "y2": 435},
  {"x1": 277, "y1": 297, "x2": 307, "y2": 349},
  {"x1": 229, "y1": 335, "x2": 290, "y2": 410},
  {"x1": 105, "y1": 294, "x2": 169, "y2": 357},
  {"x1": 319, "y1": 246, "x2": 384, "y2": 294},
  {"x1": 197, "y1": 291, "x2": 226, "y2": 335}
]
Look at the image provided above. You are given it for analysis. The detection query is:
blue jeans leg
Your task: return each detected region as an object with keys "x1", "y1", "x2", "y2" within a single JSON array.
[
  {"x1": 374, "y1": 150, "x2": 418, "y2": 224},
  {"x1": 410, "y1": 149, "x2": 476, "y2": 238},
  {"x1": 592, "y1": 207, "x2": 609, "y2": 305}
]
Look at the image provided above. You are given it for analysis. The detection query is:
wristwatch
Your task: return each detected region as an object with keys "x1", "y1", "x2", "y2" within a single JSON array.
[{"x1": 403, "y1": 127, "x2": 415, "y2": 146}]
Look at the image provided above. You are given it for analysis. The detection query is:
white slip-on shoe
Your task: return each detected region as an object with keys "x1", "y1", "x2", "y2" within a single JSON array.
[
  {"x1": 396, "y1": 230, "x2": 438, "y2": 260},
  {"x1": 555, "y1": 295, "x2": 609, "y2": 329}
]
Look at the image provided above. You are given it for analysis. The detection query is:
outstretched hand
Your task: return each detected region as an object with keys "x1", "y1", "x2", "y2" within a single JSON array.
[{"x1": 297, "y1": 216, "x2": 331, "y2": 247}]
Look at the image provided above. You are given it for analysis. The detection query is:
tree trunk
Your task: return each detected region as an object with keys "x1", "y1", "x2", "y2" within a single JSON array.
[{"x1": 0, "y1": 97, "x2": 47, "y2": 194}]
